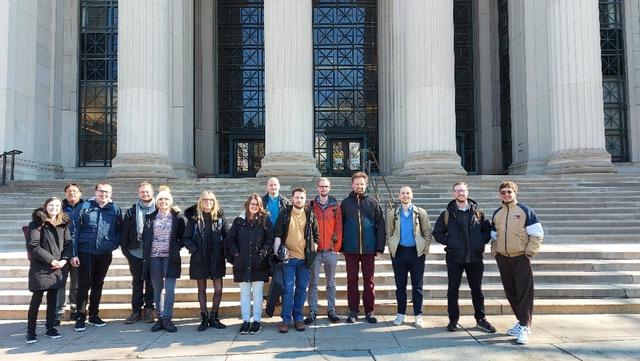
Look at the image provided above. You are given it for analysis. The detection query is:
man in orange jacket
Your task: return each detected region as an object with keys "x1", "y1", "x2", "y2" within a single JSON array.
[{"x1": 304, "y1": 177, "x2": 343, "y2": 324}]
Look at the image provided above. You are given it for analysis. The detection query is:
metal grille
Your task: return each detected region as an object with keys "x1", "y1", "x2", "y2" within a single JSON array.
[
  {"x1": 313, "y1": 0, "x2": 378, "y2": 175},
  {"x1": 498, "y1": 0, "x2": 512, "y2": 170},
  {"x1": 217, "y1": 0, "x2": 265, "y2": 175},
  {"x1": 78, "y1": 0, "x2": 118, "y2": 166},
  {"x1": 454, "y1": 0, "x2": 476, "y2": 173},
  {"x1": 599, "y1": 0, "x2": 629, "y2": 162}
]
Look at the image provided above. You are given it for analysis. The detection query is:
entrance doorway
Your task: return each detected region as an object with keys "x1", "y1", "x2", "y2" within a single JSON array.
[
  {"x1": 327, "y1": 137, "x2": 365, "y2": 177},
  {"x1": 231, "y1": 137, "x2": 264, "y2": 177}
]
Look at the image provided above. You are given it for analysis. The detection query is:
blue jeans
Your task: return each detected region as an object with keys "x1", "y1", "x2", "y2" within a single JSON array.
[
  {"x1": 149, "y1": 257, "x2": 177, "y2": 319},
  {"x1": 281, "y1": 258, "x2": 311, "y2": 323}
]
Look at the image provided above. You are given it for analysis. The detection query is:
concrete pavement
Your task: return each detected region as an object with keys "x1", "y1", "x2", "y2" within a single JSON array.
[{"x1": 1, "y1": 314, "x2": 639, "y2": 360}]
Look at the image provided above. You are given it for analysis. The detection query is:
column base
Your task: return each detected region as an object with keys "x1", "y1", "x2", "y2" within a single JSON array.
[
  {"x1": 108, "y1": 153, "x2": 176, "y2": 178},
  {"x1": 393, "y1": 151, "x2": 466, "y2": 176},
  {"x1": 545, "y1": 148, "x2": 616, "y2": 174},
  {"x1": 256, "y1": 152, "x2": 320, "y2": 177},
  {"x1": 508, "y1": 159, "x2": 547, "y2": 175}
]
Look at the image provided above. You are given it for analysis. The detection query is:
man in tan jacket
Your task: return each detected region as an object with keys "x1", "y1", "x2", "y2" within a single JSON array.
[
  {"x1": 386, "y1": 186, "x2": 432, "y2": 328},
  {"x1": 491, "y1": 181, "x2": 544, "y2": 345}
]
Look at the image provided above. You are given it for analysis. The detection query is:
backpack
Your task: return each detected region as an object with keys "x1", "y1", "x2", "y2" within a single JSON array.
[{"x1": 22, "y1": 225, "x2": 40, "y2": 262}]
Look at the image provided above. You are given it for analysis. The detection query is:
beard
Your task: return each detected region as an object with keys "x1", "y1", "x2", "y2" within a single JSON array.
[{"x1": 293, "y1": 203, "x2": 305, "y2": 210}]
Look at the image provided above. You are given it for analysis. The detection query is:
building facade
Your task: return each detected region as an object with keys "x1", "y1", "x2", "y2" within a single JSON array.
[{"x1": 0, "y1": 0, "x2": 638, "y2": 179}]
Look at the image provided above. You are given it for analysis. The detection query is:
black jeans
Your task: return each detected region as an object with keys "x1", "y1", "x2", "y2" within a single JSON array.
[
  {"x1": 56, "y1": 263, "x2": 78, "y2": 316},
  {"x1": 28, "y1": 288, "x2": 58, "y2": 334},
  {"x1": 76, "y1": 252, "x2": 112, "y2": 317},
  {"x1": 391, "y1": 246, "x2": 426, "y2": 315},
  {"x1": 446, "y1": 255, "x2": 485, "y2": 322},
  {"x1": 124, "y1": 250, "x2": 154, "y2": 312}
]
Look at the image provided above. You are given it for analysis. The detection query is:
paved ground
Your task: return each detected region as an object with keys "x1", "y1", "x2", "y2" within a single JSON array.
[{"x1": 0, "y1": 314, "x2": 639, "y2": 360}]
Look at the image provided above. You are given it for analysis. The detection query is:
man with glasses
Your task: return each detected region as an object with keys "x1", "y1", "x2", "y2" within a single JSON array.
[
  {"x1": 432, "y1": 182, "x2": 495, "y2": 333},
  {"x1": 491, "y1": 181, "x2": 544, "y2": 345},
  {"x1": 70, "y1": 182, "x2": 123, "y2": 332},
  {"x1": 121, "y1": 181, "x2": 156, "y2": 324},
  {"x1": 55, "y1": 183, "x2": 85, "y2": 323},
  {"x1": 304, "y1": 177, "x2": 342, "y2": 324}
]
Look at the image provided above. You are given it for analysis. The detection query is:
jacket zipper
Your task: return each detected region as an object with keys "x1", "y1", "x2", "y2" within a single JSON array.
[
  {"x1": 504, "y1": 205, "x2": 510, "y2": 257},
  {"x1": 357, "y1": 196, "x2": 363, "y2": 254}
]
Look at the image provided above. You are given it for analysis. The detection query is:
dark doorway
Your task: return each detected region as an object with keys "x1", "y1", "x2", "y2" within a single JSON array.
[
  {"x1": 327, "y1": 136, "x2": 364, "y2": 177},
  {"x1": 231, "y1": 137, "x2": 264, "y2": 177}
]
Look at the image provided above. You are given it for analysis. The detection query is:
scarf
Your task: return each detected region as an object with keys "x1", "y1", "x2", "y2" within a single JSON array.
[{"x1": 136, "y1": 198, "x2": 156, "y2": 240}]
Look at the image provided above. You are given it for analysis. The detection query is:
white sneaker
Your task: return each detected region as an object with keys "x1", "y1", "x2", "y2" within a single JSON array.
[
  {"x1": 516, "y1": 325, "x2": 529, "y2": 344},
  {"x1": 414, "y1": 314, "x2": 424, "y2": 328},
  {"x1": 392, "y1": 314, "x2": 405, "y2": 326},
  {"x1": 507, "y1": 321, "x2": 531, "y2": 336}
]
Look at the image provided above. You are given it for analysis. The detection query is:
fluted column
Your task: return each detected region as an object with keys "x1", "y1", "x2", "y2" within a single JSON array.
[
  {"x1": 109, "y1": 0, "x2": 175, "y2": 178},
  {"x1": 395, "y1": 0, "x2": 465, "y2": 175},
  {"x1": 545, "y1": 0, "x2": 614, "y2": 174},
  {"x1": 257, "y1": 0, "x2": 320, "y2": 177}
]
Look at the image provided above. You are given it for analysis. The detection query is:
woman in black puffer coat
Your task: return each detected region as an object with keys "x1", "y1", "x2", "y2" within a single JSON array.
[
  {"x1": 26, "y1": 197, "x2": 72, "y2": 343},
  {"x1": 224, "y1": 193, "x2": 273, "y2": 335},
  {"x1": 183, "y1": 190, "x2": 229, "y2": 331}
]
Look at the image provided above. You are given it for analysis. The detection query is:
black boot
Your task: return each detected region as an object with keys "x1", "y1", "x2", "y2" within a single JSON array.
[
  {"x1": 197, "y1": 312, "x2": 208, "y2": 332},
  {"x1": 209, "y1": 311, "x2": 226, "y2": 329}
]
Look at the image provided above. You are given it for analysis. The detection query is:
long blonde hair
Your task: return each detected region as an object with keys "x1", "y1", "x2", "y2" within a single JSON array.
[{"x1": 197, "y1": 190, "x2": 220, "y2": 221}]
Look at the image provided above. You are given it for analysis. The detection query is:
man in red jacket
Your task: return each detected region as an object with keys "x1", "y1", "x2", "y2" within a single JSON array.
[{"x1": 304, "y1": 177, "x2": 343, "y2": 324}]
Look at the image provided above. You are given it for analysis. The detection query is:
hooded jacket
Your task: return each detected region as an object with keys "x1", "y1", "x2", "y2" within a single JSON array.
[
  {"x1": 72, "y1": 198, "x2": 122, "y2": 256},
  {"x1": 224, "y1": 214, "x2": 274, "y2": 283},
  {"x1": 183, "y1": 205, "x2": 228, "y2": 279},
  {"x1": 341, "y1": 192, "x2": 386, "y2": 255},
  {"x1": 490, "y1": 200, "x2": 544, "y2": 258},
  {"x1": 28, "y1": 209, "x2": 73, "y2": 291},
  {"x1": 309, "y1": 196, "x2": 343, "y2": 252},
  {"x1": 432, "y1": 199, "x2": 491, "y2": 263},
  {"x1": 141, "y1": 209, "x2": 186, "y2": 279},
  {"x1": 273, "y1": 205, "x2": 319, "y2": 267}
]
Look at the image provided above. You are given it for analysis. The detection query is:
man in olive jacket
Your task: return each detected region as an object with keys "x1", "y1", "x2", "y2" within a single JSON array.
[
  {"x1": 432, "y1": 182, "x2": 496, "y2": 334},
  {"x1": 385, "y1": 186, "x2": 432, "y2": 328}
]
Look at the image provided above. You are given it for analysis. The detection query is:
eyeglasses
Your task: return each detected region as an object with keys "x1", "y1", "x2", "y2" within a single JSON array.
[
  {"x1": 318, "y1": 185, "x2": 330, "y2": 188},
  {"x1": 202, "y1": 198, "x2": 215, "y2": 202},
  {"x1": 96, "y1": 189, "x2": 111, "y2": 194},
  {"x1": 500, "y1": 190, "x2": 514, "y2": 195},
  {"x1": 249, "y1": 203, "x2": 259, "y2": 207},
  {"x1": 453, "y1": 189, "x2": 467, "y2": 193}
]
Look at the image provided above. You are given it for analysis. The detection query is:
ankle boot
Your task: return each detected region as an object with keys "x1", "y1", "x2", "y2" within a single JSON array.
[
  {"x1": 197, "y1": 312, "x2": 208, "y2": 332},
  {"x1": 209, "y1": 311, "x2": 226, "y2": 329}
]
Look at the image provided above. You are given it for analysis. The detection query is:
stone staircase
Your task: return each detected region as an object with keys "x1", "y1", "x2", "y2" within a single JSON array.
[{"x1": 0, "y1": 175, "x2": 639, "y2": 319}]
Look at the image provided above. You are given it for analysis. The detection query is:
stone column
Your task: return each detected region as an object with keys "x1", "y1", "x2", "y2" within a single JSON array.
[
  {"x1": 257, "y1": 0, "x2": 320, "y2": 177},
  {"x1": 109, "y1": 0, "x2": 175, "y2": 178},
  {"x1": 395, "y1": 0, "x2": 465, "y2": 175},
  {"x1": 545, "y1": 0, "x2": 614, "y2": 174}
]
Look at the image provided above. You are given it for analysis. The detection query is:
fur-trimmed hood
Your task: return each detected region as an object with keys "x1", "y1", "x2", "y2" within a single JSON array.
[{"x1": 31, "y1": 208, "x2": 71, "y2": 227}]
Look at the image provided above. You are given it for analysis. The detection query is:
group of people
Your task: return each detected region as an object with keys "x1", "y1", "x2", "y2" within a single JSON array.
[{"x1": 25, "y1": 173, "x2": 543, "y2": 346}]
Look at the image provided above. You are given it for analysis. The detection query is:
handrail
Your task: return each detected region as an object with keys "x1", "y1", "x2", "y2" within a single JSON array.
[
  {"x1": 363, "y1": 148, "x2": 397, "y2": 214},
  {"x1": 0, "y1": 149, "x2": 23, "y2": 185}
]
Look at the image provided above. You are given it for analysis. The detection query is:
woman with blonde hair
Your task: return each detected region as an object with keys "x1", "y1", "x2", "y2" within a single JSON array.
[
  {"x1": 224, "y1": 193, "x2": 273, "y2": 335},
  {"x1": 184, "y1": 190, "x2": 229, "y2": 331},
  {"x1": 26, "y1": 197, "x2": 72, "y2": 343}
]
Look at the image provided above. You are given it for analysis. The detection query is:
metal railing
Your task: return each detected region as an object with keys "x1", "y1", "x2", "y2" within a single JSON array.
[
  {"x1": 1, "y1": 150, "x2": 22, "y2": 185},
  {"x1": 363, "y1": 148, "x2": 396, "y2": 214}
]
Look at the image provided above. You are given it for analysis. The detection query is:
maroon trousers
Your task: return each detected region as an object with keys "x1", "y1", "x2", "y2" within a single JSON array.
[{"x1": 344, "y1": 253, "x2": 376, "y2": 314}]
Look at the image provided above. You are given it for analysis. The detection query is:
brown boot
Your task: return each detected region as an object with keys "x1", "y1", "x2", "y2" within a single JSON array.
[
  {"x1": 278, "y1": 322, "x2": 290, "y2": 333},
  {"x1": 294, "y1": 321, "x2": 305, "y2": 332}
]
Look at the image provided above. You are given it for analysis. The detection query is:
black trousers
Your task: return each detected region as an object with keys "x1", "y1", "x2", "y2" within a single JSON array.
[
  {"x1": 495, "y1": 254, "x2": 534, "y2": 326},
  {"x1": 446, "y1": 255, "x2": 485, "y2": 322},
  {"x1": 391, "y1": 246, "x2": 426, "y2": 315},
  {"x1": 76, "y1": 252, "x2": 112, "y2": 317},
  {"x1": 28, "y1": 288, "x2": 58, "y2": 334},
  {"x1": 56, "y1": 263, "x2": 78, "y2": 316},
  {"x1": 124, "y1": 250, "x2": 154, "y2": 312}
]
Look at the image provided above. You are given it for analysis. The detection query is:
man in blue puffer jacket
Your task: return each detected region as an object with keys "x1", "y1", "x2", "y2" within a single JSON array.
[
  {"x1": 70, "y1": 182, "x2": 122, "y2": 332},
  {"x1": 341, "y1": 172, "x2": 385, "y2": 324}
]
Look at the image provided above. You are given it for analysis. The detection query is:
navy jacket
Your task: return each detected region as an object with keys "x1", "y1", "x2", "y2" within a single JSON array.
[
  {"x1": 341, "y1": 192, "x2": 385, "y2": 255},
  {"x1": 72, "y1": 199, "x2": 122, "y2": 256}
]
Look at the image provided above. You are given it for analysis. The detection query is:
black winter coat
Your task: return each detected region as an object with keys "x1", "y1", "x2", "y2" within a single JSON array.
[
  {"x1": 432, "y1": 199, "x2": 492, "y2": 263},
  {"x1": 224, "y1": 215, "x2": 273, "y2": 283},
  {"x1": 28, "y1": 209, "x2": 73, "y2": 291},
  {"x1": 273, "y1": 205, "x2": 319, "y2": 267},
  {"x1": 183, "y1": 205, "x2": 228, "y2": 279},
  {"x1": 141, "y1": 209, "x2": 186, "y2": 279}
]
